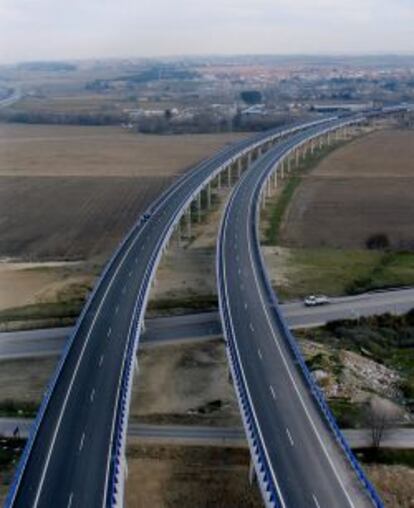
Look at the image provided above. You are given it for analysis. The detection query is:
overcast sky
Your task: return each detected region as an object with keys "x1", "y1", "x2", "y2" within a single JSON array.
[{"x1": 0, "y1": 0, "x2": 413, "y2": 64}]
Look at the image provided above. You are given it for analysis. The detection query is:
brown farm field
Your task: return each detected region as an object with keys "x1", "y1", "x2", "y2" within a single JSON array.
[
  {"x1": 279, "y1": 130, "x2": 414, "y2": 250},
  {"x1": 0, "y1": 124, "x2": 248, "y2": 261}
]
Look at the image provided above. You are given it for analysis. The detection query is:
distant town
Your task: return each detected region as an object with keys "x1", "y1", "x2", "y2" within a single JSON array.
[{"x1": 1, "y1": 55, "x2": 414, "y2": 133}]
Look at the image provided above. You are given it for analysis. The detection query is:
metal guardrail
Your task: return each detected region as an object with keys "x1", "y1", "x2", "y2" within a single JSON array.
[{"x1": 249, "y1": 124, "x2": 384, "y2": 507}]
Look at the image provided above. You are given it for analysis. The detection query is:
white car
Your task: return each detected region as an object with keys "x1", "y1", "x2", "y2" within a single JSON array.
[{"x1": 304, "y1": 295, "x2": 330, "y2": 307}]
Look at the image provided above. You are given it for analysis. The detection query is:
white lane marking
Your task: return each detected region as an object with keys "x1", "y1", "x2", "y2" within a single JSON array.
[
  {"x1": 107, "y1": 328, "x2": 112, "y2": 338},
  {"x1": 249, "y1": 323, "x2": 255, "y2": 332},
  {"x1": 244, "y1": 177, "x2": 356, "y2": 508},
  {"x1": 79, "y1": 432, "x2": 85, "y2": 452},
  {"x1": 90, "y1": 389, "x2": 95, "y2": 403},
  {"x1": 128, "y1": 271, "x2": 132, "y2": 277},
  {"x1": 67, "y1": 493, "x2": 74, "y2": 508},
  {"x1": 238, "y1": 268, "x2": 242, "y2": 275},
  {"x1": 99, "y1": 354, "x2": 104, "y2": 367},
  {"x1": 286, "y1": 428, "x2": 294, "y2": 446},
  {"x1": 258, "y1": 349, "x2": 263, "y2": 360},
  {"x1": 313, "y1": 494, "x2": 322, "y2": 508},
  {"x1": 244, "y1": 302, "x2": 248, "y2": 310},
  {"x1": 115, "y1": 305, "x2": 119, "y2": 314},
  {"x1": 270, "y1": 385, "x2": 276, "y2": 400}
]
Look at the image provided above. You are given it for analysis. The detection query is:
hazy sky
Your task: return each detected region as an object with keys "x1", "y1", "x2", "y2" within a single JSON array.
[{"x1": 0, "y1": 0, "x2": 413, "y2": 63}]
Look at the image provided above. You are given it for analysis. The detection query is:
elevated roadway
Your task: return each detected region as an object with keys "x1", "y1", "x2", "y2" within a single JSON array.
[
  {"x1": 6, "y1": 118, "x2": 335, "y2": 508},
  {"x1": 218, "y1": 122, "x2": 382, "y2": 507}
]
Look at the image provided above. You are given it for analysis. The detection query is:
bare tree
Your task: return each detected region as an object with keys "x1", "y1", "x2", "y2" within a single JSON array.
[{"x1": 365, "y1": 396, "x2": 401, "y2": 450}]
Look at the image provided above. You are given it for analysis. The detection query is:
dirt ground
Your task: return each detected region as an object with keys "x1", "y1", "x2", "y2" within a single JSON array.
[
  {"x1": 0, "y1": 124, "x2": 247, "y2": 178},
  {"x1": 0, "y1": 125, "x2": 247, "y2": 262},
  {"x1": 131, "y1": 340, "x2": 240, "y2": 427},
  {"x1": 125, "y1": 444, "x2": 261, "y2": 508},
  {"x1": 0, "y1": 357, "x2": 56, "y2": 406},
  {"x1": 280, "y1": 129, "x2": 414, "y2": 250},
  {"x1": 0, "y1": 261, "x2": 92, "y2": 311},
  {"x1": 366, "y1": 464, "x2": 414, "y2": 508},
  {"x1": 0, "y1": 175, "x2": 172, "y2": 261},
  {"x1": 148, "y1": 187, "x2": 229, "y2": 307}
]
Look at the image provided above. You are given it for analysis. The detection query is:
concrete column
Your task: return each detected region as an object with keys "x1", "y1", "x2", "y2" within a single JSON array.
[
  {"x1": 302, "y1": 144, "x2": 307, "y2": 160},
  {"x1": 237, "y1": 158, "x2": 242, "y2": 178},
  {"x1": 249, "y1": 458, "x2": 257, "y2": 486},
  {"x1": 273, "y1": 168, "x2": 278, "y2": 188},
  {"x1": 186, "y1": 207, "x2": 191, "y2": 240},
  {"x1": 295, "y1": 148, "x2": 300, "y2": 167},
  {"x1": 319, "y1": 136, "x2": 324, "y2": 149},
  {"x1": 124, "y1": 456, "x2": 129, "y2": 480},
  {"x1": 281, "y1": 159, "x2": 285, "y2": 179},
  {"x1": 196, "y1": 193, "x2": 202, "y2": 223},
  {"x1": 227, "y1": 165, "x2": 232, "y2": 187},
  {"x1": 206, "y1": 183, "x2": 212, "y2": 210},
  {"x1": 287, "y1": 156, "x2": 291, "y2": 173},
  {"x1": 217, "y1": 172, "x2": 221, "y2": 192},
  {"x1": 177, "y1": 219, "x2": 182, "y2": 247}
]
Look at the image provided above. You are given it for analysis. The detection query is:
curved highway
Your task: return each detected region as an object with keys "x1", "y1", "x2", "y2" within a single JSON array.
[
  {"x1": 218, "y1": 123, "x2": 381, "y2": 507},
  {"x1": 6, "y1": 119, "x2": 334, "y2": 508}
]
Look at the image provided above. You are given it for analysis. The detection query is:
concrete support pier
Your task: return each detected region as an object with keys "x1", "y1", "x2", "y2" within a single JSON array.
[
  {"x1": 196, "y1": 193, "x2": 202, "y2": 223},
  {"x1": 206, "y1": 183, "x2": 212, "y2": 210}
]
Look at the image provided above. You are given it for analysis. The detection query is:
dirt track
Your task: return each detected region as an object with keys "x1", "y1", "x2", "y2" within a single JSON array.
[{"x1": 280, "y1": 130, "x2": 414, "y2": 250}]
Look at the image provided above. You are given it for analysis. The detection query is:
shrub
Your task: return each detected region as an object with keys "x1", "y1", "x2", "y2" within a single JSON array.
[{"x1": 366, "y1": 233, "x2": 390, "y2": 250}]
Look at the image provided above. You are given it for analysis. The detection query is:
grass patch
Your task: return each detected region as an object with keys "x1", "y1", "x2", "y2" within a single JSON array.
[
  {"x1": 0, "y1": 301, "x2": 83, "y2": 324},
  {"x1": 329, "y1": 398, "x2": 367, "y2": 428},
  {"x1": 356, "y1": 448, "x2": 414, "y2": 468},
  {"x1": 346, "y1": 251, "x2": 414, "y2": 295},
  {"x1": 274, "y1": 247, "x2": 414, "y2": 301},
  {"x1": 0, "y1": 437, "x2": 26, "y2": 470},
  {"x1": 265, "y1": 174, "x2": 302, "y2": 245},
  {"x1": 276, "y1": 247, "x2": 382, "y2": 300},
  {"x1": 148, "y1": 295, "x2": 218, "y2": 314},
  {"x1": 0, "y1": 400, "x2": 38, "y2": 418}
]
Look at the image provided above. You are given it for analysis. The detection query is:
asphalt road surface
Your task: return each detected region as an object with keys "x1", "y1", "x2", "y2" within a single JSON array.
[
  {"x1": 7, "y1": 121, "x2": 326, "y2": 508},
  {"x1": 1, "y1": 288, "x2": 412, "y2": 360},
  {"x1": 219, "y1": 126, "x2": 375, "y2": 507}
]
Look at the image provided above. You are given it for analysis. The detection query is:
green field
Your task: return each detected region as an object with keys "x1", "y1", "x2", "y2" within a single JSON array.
[{"x1": 274, "y1": 247, "x2": 414, "y2": 301}]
